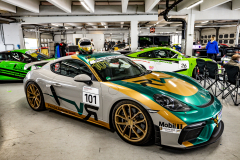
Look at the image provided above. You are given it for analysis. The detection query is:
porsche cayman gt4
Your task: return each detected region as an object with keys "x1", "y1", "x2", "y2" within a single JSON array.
[{"x1": 23, "y1": 52, "x2": 224, "y2": 148}]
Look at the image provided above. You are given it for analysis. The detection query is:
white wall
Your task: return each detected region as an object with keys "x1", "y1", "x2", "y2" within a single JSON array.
[
  {"x1": 201, "y1": 27, "x2": 238, "y2": 46},
  {"x1": 0, "y1": 23, "x2": 24, "y2": 51}
]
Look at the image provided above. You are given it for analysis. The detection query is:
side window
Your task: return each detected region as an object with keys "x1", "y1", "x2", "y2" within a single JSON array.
[
  {"x1": 138, "y1": 51, "x2": 154, "y2": 58},
  {"x1": 169, "y1": 51, "x2": 177, "y2": 58},
  {"x1": 153, "y1": 50, "x2": 167, "y2": 58},
  {"x1": 0, "y1": 53, "x2": 7, "y2": 60},
  {"x1": 11, "y1": 52, "x2": 21, "y2": 61},
  {"x1": 154, "y1": 50, "x2": 177, "y2": 58},
  {"x1": 51, "y1": 60, "x2": 93, "y2": 78}
]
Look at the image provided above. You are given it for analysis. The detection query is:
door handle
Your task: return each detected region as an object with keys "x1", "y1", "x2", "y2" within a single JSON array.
[{"x1": 52, "y1": 83, "x2": 62, "y2": 87}]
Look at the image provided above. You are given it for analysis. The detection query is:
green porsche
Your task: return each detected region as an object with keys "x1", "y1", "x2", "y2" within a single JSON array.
[
  {"x1": 126, "y1": 47, "x2": 212, "y2": 77},
  {"x1": 0, "y1": 49, "x2": 53, "y2": 81}
]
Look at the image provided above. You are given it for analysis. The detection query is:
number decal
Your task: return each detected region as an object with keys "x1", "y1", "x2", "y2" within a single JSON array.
[
  {"x1": 83, "y1": 86, "x2": 100, "y2": 107},
  {"x1": 179, "y1": 61, "x2": 189, "y2": 69}
]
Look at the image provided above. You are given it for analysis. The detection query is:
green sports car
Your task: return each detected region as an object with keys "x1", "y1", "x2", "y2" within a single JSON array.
[
  {"x1": 126, "y1": 47, "x2": 212, "y2": 77},
  {"x1": 0, "y1": 49, "x2": 53, "y2": 81}
]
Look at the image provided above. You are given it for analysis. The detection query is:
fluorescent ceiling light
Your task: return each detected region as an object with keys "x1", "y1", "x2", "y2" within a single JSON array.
[
  {"x1": 187, "y1": 0, "x2": 203, "y2": 9},
  {"x1": 201, "y1": 21, "x2": 209, "y2": 23},
  {"x1": 81, "y1": 1, "x2": 90, "y2": 11},
  {"x1": 52, "y1": 24, "x2": 59, "y2": 26},
  {"x1": 65, "y1": 27, "x2": 69, "y2": 29}
]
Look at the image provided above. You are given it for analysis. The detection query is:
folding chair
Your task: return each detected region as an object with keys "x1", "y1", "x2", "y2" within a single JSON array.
[
  {"x1": 205, "y1": 61, "x2": 224, "y2": 96},
  {"x1": 222, "y1": 64, "x2": 240, "y2": 106},
  {"x1": 195, "y1": 59, "x2": 206, "y2": 87}
]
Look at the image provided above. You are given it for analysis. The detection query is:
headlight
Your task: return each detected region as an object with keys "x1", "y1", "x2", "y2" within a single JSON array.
[{"x1": 153, "y1": 94, "x2": 191, "y2": 112}]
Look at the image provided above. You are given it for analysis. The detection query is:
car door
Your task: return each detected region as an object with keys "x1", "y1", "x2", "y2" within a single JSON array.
[
  {"x1": 50, "y1": 59, "x2": 103, "y2": 121},
  {"x1": 131, "y1": 51, "x2": 156, "y2": 70},
  {"x1": 152, "y1": 49, "x2": 189, "y2": 72}
]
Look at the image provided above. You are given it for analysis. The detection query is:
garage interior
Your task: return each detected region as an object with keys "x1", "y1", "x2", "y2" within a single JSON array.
[{"x1": 0, "y1": 0, "x2": 240, "y2": 159}]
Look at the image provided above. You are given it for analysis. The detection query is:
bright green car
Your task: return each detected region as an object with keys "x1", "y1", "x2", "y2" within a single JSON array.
[
  {"x1": 126, "y1": 47, "x2": 212, "y2": 77},
  {"x1": 0, "y1": 49, "x2": 54, "y2": 81}
]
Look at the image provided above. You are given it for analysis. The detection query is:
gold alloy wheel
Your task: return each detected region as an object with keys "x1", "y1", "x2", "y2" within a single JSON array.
[
  {"x1": 114, "y1": 104, "x2": 148, "y2": 142},
  {"x1": 27, "y1": 84, "x2": 41, "y2": 109}
]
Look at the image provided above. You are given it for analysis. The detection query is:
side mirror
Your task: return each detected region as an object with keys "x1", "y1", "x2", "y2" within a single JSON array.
[
  {"x1": 74, "y1": 74, "x2": 92, "y2": 85},
  {"x1": 177, "y1": 56, "x2": 182, "y2": 60}
]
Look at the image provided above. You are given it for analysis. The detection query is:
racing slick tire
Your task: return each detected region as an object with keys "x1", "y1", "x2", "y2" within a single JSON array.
[
  {"x1": 112, "y1": 100, "x2": 154, "y2": 146},
  {"x1": 26, "y1": 81, "x2": 46, "y2": 111}
]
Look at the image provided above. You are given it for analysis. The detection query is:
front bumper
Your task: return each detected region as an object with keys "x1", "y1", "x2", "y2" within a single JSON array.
[
  {"x1": 186, "y1": 120, "x2": 224, "y2": 149},
  {"x1": 154, "y1": 120, "x2": 224, "y2": 149}
]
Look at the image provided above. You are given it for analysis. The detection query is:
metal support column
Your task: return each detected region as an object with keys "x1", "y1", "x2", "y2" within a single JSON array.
[
  {"x1": 215, "y1": 27, "x2": 220, "y2": 42},
  {"x1": 235, "y1": 23, "x2": 240, "y2": 47}
]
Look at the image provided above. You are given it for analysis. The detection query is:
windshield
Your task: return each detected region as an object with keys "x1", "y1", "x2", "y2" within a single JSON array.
[{"x1": 91, "y1": 57, "x2": 147, "y2": 81}]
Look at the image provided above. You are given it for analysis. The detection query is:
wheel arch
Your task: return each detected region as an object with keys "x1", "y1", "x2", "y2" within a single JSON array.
[{"x1": 108, "y1": 98, "x2": 154, "y2": 132}]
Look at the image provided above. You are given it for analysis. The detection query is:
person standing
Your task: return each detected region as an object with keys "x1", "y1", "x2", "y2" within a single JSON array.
[{"x1": 206, "y1": 36, "x2": 219, "y2": 61}]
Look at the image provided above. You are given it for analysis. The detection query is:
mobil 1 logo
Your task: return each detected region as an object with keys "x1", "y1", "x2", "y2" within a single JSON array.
[
  {"x1": 159, "y1": 121, "x2": 182, "y2": 134},
  {"x1": 83, "y1": 86, "x2": 100, "y2": 107}
]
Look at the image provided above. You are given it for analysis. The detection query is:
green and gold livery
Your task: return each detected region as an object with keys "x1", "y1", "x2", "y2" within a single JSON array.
[{"x1": 24, "y1": 52, "x2": 224, "y2": 149}]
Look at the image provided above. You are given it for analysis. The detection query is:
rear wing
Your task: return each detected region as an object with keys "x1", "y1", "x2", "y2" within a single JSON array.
[{"x1": 24, "y1": 60, "x2": 50, "y2": 70}]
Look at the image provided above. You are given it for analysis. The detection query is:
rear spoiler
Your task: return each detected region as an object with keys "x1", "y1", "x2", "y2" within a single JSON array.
[{"x1": 24, "y1": 60, "x2": 50, "y2": 70}]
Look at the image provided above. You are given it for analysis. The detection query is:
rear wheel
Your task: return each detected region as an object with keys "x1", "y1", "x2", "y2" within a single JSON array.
[
  {"x1": 112, "y1": 100, "x2": 153, "y2": 145},
  {"x1": 192, "y1": 67, "x2": 197, "y2": 79},
  {"x1": 26, "y1": 82, "x2": 46, "y2": 111}
]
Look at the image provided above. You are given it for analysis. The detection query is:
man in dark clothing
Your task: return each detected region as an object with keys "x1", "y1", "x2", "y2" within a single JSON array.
[
  {"x1": 206, "y1": 36, "x2": 219, "y2": 61},
  {"x1": 226, "y1": 54, "x2": 240, "y2": 69}
]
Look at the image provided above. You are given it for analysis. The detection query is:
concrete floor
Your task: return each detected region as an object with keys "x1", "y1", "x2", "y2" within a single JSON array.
[{"x1": 0, "y1": 82, "x2": 240, "y2": 160}]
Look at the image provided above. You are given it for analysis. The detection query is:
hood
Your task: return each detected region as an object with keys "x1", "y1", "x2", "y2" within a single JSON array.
[{"x1": 110, "y1": 71, "x2": 211, "y2": 107}]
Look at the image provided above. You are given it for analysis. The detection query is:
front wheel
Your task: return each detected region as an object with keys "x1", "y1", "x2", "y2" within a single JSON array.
[
  {"x1": 112, "y1": 100, "x2": 153, "y2": 145},
  {"x1": 26, "y1": 82, "x2": 46, "y2": 111}
]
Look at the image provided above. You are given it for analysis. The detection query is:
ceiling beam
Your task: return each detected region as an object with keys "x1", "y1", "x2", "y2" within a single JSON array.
[
  {"x1": 177, "y1": 0, "x2": 202, "y2": 12},
  {"x1": 46, "y1": 0, "x2": 72, "y2": 13},
  {"x1": 145, "y1": 0, "x2": 160, "y2": 13},
  {"x1": 121, "y1": 0, "x2": 129, "y2": 13},
  {"x1": 1, "y1": 0, "x2": 39, "y2": 13},
  {"x1": 19, "y1": 15, "x2": 158, "y2": 24},
  {"x1": 200, "y1": 0, "x2": 231, "y2": 11},
  {"x1": 81, "y1": 0, "x2": 95, "y2": 13},
  {"x1": 0, "y1": 1, "x2": 16, "y2": 13},
  {"x1": 232, "y1": 0, "x2": 240, "y2": 10}
]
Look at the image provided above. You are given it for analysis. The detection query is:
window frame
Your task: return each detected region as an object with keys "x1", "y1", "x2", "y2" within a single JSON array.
[
  {"x1": 50, "y1": 59, "x2": 97, "y2": 81},
  {"x1": 138, "y1": 51, "x2": 155, "y2": 58}
]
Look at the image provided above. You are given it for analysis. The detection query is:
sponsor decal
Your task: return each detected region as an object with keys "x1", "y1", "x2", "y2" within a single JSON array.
[
  {"x1": 89, "y1": 55, "x2": 125, "y2": 64},
  {"x1": 159, "y1": 121, "x2": 182, "y2": 134},
  {"x1": 149, "y1": 66, "x2": 154, "y2": 70},
  {"x1": 213, "y1": 110, "x2": 222, "y2": 127},
  {"x1": 55, "y1": 63, "x2": 60, "y2": 72},
  {"x1": 132, "y1": 78, "x2": 175, "y2": 87},
  {"x1": 92, "y1": 61, "x2": 110, "y2": 70}
]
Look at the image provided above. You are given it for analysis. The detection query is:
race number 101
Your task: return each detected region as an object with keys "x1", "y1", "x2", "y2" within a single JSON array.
[{"x1": 83, "y1": 92, "x2": 100, "y2": 107}]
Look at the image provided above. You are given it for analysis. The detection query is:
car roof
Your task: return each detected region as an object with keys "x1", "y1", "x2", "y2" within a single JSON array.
[
  {"x1": 76, "y1": 52, "x2": 122, "y2": 64},
  {"x1": 11, "y1": 49, "x2": 32, "y2": 54}
]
